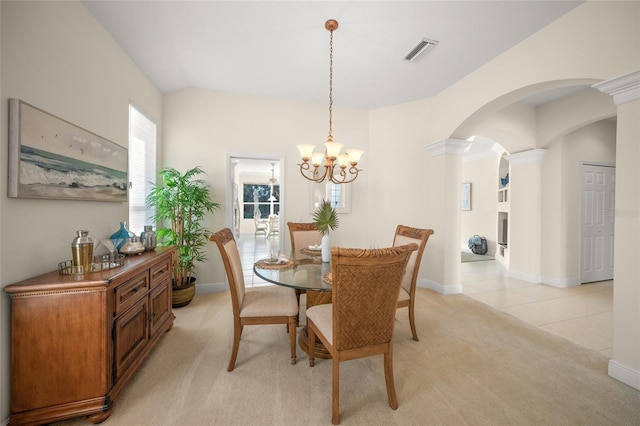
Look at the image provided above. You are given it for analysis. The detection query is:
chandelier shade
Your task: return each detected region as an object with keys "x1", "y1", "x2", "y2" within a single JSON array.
[{"x1": 297, "y1": 19, "x2": 363, "y2": 185}]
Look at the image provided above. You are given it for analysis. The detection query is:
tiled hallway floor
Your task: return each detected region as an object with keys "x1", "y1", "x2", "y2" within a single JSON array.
[
  {"x1": 236, "y1": 233, "x2": 278, "y2": 288},
  {"x1": 462, "y1": 259, "x2": 613, "y2": 357},
  {"x1": 237, "y1": 234, "x2": 613, "y2": 357}
]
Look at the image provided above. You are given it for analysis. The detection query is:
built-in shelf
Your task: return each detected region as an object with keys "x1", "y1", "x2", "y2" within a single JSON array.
[
  {"x1": 498, "y1": 187, "x2": 508, "y2": 203},
  {"x1": 497, "y1": 153, "x2": 510, "y2": 267}
]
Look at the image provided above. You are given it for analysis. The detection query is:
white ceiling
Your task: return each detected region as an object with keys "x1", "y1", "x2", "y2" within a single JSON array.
[{"x1": 83, "y1": 1, "x2": 583, "y2": 110}]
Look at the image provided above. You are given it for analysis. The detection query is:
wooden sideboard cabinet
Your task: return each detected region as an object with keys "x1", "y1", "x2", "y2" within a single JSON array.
[{"x1": 3, "y1": 247, "x2": 176, "y2": 425}]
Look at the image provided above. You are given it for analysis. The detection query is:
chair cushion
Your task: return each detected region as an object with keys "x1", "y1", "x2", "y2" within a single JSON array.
[
  {"x1": 306, "y1": 303, "x2": 333, "y2": 344},
  {"x1": 239, "y1": 286, "x2": 298, "y2": 318},
  {"x1": 394, "y1": 234, "x2": 420, "y2": 293},
  {"x1": 397, "y1": 287, "x2": 410, "y2": 302}
]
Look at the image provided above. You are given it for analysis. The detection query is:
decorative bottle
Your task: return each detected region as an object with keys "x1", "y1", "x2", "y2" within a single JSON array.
[
  {"x1": 110, "y1": 221, "x2": 135, "y2": 250},
  {"x1": 140, "y1": 225, "x2": 157, "y2": 251},
  {"x1": 71, "y1": 230, "x2": 94, "y2": 272}
]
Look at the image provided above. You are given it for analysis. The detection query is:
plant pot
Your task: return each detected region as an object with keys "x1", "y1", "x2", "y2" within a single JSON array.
[{"x1": 172, "y1": 277, "x2": 196, "y2": 308}]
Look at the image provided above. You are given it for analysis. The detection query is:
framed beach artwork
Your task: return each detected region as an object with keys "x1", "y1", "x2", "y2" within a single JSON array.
[{"x1": 8, "y1": 99, "x2": 128, "y2": 202}]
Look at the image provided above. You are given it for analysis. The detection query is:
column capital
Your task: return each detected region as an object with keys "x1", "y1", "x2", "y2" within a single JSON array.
[
  {"x1": 426, "y1": 138, "x2": 470, "y2": 157},
  {"x1": 593, "y1": 70, "x2": 640, "y2": 105}
]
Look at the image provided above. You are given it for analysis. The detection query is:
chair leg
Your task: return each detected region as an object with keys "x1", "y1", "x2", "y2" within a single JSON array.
[
  {"x1": 408, "y1": 301, "x2": 419, "y2": 341},
  {"x1": 308, "y1": 320, "x2": 315, "y2": 367},
  {"x1": 228, "y1": 320, "x2": 243, "y2": 372},
  {"x1": 332, "y1": 357, "x2": 340, "y2": 425},
  {"x1": 383, "y1": 347, "x2": 398, "y2": 410},
  {"x1": 289, "y1": 316, "x2": 297, "y2": 365},
  {"x1": 295, "y1": 289, "x2": 303, "y2": 326}
]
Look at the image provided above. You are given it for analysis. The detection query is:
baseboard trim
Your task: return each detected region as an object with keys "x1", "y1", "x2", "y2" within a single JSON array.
[
  {"x1": 541, "y1": 275, "x2": 580, "y2": 288},
  {"x1": 608, "y1": 359, "x2": 640, "y2": 391},
  {"x1": 507, "y1": 269, "x2": 542, "y2": 284},
  {"x1": 195, "y1": 282, "x2": 226, "y2": 294},
  {"x1": 418, "y1": 278, "x2": 462, "y2": 295},
  {"x1": 509, "y1": 270, "x2": 582, "y2": 288}
]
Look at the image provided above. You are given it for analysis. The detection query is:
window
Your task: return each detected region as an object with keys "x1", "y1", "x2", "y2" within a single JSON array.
[
  {"x1": 309, "y1": 181, "x2": 351, "y2": 214},
  {"x1": 128, "y1": 104, "x2": 157, "y2": 235},
  {"x1": 330, "y1": 184, "x2": 342, "y2": 209},
  {"x1": 243, "y1": 184, "x2": 280, "y2": 219}
]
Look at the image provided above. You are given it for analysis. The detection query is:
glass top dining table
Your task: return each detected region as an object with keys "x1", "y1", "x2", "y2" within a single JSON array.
[{"x1": 253, "y1": 253, "x2": 332, "y2": 292}]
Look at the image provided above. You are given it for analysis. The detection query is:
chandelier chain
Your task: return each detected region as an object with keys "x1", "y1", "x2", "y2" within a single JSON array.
[
  {"x1": 296, "y1": 19, "x2": 363, "y2": 185},
  {"x1": 328, "y1": 27, "x2": 334, "y2": 140}
]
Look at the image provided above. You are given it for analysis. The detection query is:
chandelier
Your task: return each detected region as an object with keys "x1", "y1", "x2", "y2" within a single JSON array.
[{"x1": 297, "y1": 19, "x2": 363, "y2": 185}]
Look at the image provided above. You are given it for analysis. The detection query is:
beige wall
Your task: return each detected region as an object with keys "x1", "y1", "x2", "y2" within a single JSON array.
[
  {"x1": 0, "y1": 1, "x2": 162, "y2": 420},
  {"x1": 161, "y1": 88, "x2": 370, "y2": 286},
  {"x1": 542, "y1": 120, "x2": 617, "y2": 283},
  {"x1": 611, "y1": 97, "x2": 640, "y2": 378}
]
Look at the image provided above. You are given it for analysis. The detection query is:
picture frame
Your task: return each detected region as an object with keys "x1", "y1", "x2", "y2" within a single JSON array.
[
  {"x1": 461, "y1": 182, "x2": 471, "y2": 211},
  {"x1": 8, "y1": 99, "x2": 128, "y2": 202}
]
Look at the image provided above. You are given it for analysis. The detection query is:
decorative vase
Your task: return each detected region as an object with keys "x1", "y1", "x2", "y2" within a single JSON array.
[
  {"x1": 140, "y1": 225, "x2": 157, "y2": 251},
  {"x1": 110, "y1": 221, "x2": 135, "y2": 250},
  {"x1": 321, "y1": 233, "x2": 331, "y2": 263}
]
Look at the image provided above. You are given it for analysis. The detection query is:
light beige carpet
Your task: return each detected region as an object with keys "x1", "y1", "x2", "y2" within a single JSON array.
[{"x1": 56, "y1": 289, "x2": 640, "y2": 425}]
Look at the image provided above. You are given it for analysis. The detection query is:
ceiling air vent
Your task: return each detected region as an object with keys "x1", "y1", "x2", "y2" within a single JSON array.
[{"x1": 404, "y1": 38, "x2": 438, "y2": 63}]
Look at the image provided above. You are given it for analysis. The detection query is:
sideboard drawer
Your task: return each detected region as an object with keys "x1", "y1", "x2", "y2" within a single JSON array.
[
  {"x1": 114, "y1": 272, "x2": 148, "y2": 315},
  {"x1": 150, "y1": 259, "x2": 171, "y2": 289}
]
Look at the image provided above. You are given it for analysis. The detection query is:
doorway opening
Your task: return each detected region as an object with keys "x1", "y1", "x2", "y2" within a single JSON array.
[{"x1": 226, "y1": 154, "x2": 284, "y2": 247}]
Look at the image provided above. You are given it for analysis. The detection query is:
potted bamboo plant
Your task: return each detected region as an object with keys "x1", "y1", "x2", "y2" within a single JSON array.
[
  {"x1": 147, "y1": 166, "x2": 221, "y2": 307},
  {"x1": 312, "y1": 199, "x2": 339, "y2": 262}
]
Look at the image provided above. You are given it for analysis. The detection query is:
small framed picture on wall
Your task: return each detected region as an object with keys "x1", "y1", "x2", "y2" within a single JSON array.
[{"x1": 461, "y1": 182, "x2": 471, "y2": 211}]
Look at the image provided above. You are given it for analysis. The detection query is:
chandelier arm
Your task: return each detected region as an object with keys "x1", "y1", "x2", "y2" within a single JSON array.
[
  {"x1": 299, "y1": 162, "x2": 332, "y2": 183},
  {"x1": 329, "y1": 165, "x2": 360, "y2": 185}
]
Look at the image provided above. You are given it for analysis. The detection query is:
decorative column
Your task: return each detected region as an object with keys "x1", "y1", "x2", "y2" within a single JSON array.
[
  {"x1": 425, "y1": 139, "x2": 470, "y2": 294},
  {"x1": 594, "y1": 70, "x2": 640, "y2": 390},
  {"x1": 507, "y1": 149, "x2": 546, "y2": 283}
]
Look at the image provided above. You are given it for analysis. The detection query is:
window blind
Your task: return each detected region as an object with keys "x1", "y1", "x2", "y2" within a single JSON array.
[{"x1": 128, "y1": 103, "x2": 156, "y2": 236}]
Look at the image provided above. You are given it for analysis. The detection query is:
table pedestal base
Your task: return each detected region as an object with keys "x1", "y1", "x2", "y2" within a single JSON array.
[
  {"x1": 298, "y1": 289, "x2": 332, "y2": 359},
  {"x1": 299, "y1": 326, "x2": 331, "y2": 359}
]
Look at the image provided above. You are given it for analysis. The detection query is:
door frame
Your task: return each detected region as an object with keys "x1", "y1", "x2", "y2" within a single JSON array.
[
  {"x1": 579, "y1": 161, "x2": 615, "y2": 284},
  {"x1": 226, "y1": 153, "x2": 284, "y2": 245}
]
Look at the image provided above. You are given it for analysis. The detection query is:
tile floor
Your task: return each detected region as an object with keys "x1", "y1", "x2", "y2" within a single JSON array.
[
  {"x1": 237, "y1": 233, "x2": 278, "y2": 287},
  {"x1": 237, "y1": 234, "x2": 613, "y2": 357},
  {"x1": 462, "y1": 258, "x2": 613, "y2": 357}
]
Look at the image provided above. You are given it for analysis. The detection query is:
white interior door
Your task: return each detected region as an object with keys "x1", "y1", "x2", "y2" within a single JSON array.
[{"x1": 580, "y1": 163, "x2": 615, "y2": 283}]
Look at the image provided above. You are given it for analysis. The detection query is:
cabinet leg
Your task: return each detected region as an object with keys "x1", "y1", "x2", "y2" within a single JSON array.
[{"x1": 87, "y1": 403, "x2": 114, "y2": 424}]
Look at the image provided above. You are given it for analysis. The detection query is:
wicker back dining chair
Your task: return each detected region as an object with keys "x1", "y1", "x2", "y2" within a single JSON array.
[
  {"x1": 210, "y1": 228, "x2": 298, "y2": 371},
  {"x1": 306, "y1": 243, "x2": 418, "y2": 425},
  {"x1": 287, "y1": 222, "x2": 322, "y2": 255},
  {"x1": 286, "y1": 222, "x2": 322, "y2": 322},
  {"x1": 392, "y1": 225, "x2": 434, "y2": 341}
]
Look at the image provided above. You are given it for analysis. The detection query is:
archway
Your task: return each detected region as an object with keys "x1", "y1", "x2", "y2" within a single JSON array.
[{"x1": 451, "y1": 80, "x2": 617, "y2": 287}]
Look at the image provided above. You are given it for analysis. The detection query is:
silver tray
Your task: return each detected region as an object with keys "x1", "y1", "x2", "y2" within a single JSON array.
[{"x1": 58, "y1": 254, "x2": 125, "y2": 275}]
